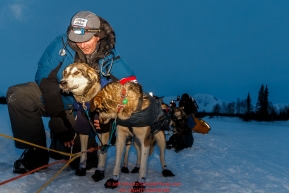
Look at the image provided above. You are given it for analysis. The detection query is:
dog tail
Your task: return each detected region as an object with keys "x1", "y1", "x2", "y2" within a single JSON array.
[{"x1": 149, "y1": 134, "x2": 156, "y2": 155}]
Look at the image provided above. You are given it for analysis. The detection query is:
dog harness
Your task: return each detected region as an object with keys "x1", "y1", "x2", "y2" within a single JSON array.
[
  {"x1": 115, "y1": 76, "x2": 165, "y2": 133},
  {"x1": 73, "y1": 101, "x2": 98, "y2": 135},
  {"x1": 116, "y1": 93, "x2": 166, "y2": 133}
]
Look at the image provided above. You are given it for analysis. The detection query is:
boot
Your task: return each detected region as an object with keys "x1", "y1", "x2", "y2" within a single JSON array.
[{"x1": 13, "y1": 147, "x2": 49, "y2": 174}]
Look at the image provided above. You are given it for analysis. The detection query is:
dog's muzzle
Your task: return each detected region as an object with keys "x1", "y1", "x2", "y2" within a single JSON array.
[
  {"x1": 59, "y1": 80, "x2": 67, "y2": 88},
  {"x1": 59, "y1": 80, "x2": 78, "y2": 93}
]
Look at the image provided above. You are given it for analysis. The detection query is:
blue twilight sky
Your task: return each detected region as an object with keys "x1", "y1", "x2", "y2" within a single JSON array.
[{"x1": 0, "y1": 0, "x2": 289, "y2": 104}]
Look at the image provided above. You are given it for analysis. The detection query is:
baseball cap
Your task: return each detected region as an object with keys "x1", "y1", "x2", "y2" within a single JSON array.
[{"x1": 68, "y1": 11, "x2": 101, "y2": 42}]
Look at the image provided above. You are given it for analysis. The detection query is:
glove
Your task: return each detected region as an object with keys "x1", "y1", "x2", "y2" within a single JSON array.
[{"x1": 49, "y1": 111, "x2": 75, "y2": 143}]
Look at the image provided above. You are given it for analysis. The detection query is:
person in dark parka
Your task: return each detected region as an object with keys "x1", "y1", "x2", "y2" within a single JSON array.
[{"x1": 6, "y1": 11, "x2": 135, "y2": 176}]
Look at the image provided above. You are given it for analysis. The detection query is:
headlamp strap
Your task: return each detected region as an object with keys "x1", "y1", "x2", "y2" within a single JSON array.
[{"x1": 71, "y1": 26, "x2": 101, "y2": 34}]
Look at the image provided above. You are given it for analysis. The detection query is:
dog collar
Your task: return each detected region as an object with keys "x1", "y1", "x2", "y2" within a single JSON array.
[
  {"x1": 117, "y1": 76, "x2": 138, "y2": 112},
  {"x1": 119, "y1": 76, "x2": 137, "y2": 85}
]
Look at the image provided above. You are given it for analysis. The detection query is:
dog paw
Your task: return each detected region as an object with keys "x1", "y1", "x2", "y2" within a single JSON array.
[
  {"x1": 131, "y1": 167, "x2": 139, "y2": 173},
  {"x1": 104, "y1": 178, "x2": 119, "y2": 189},
  {"x1": 131, "y1": 181, "x2": 145, "y2": 192},
  {"x1": 75, "y1": 167, "x2": 86, "y2": 176},
  {"x1": 121, "y1": 166, "x2": 130, "y2": 173},
  {"x1": 91, "y1": 170, "x2": 104, "y2": 182},
  {"x1": 162, "y1": 169, "x2": 175, "y2": 177}
]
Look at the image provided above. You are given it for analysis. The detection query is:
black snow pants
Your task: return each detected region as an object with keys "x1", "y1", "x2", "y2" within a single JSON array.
[
  {"x1": 6, "y1": 82, "x2": 55, "y2": 149},
  {"x1": 6, "y1": 82, "x2": 99, "y2": 169}
]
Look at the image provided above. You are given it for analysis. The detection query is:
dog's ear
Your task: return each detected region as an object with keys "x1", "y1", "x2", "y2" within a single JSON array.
[
  {"x1": 90, "y1": 95, "x2": 101, "y2": 112},
  {"x1": 87, "y1": 68, "x2": 100, "y2": 82},
  {"x1": 87, "y1": 68, "x2": 95, "y2": 81},
  {"x1": 62, "y1": 66, "x2": 70, "y2": 77}
]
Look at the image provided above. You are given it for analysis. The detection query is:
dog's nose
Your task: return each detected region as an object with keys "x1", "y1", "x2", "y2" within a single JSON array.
[{"x1": 59, "y1": 80, "x2": 67, "y2": 87}]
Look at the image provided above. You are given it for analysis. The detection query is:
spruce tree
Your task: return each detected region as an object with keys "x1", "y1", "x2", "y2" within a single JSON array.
[
  {"x1": 255, "y1": 84, "x2": 269, "y2": 120},
  {"x1": 246, "y1": 93, "x2": 252, "y2": 114},
  {"x1": 256, "y1": 84, "x2": 264, "y2": 115},
  {"x1": 264, "y1": 85, "x2": 269, "y2": 117}
]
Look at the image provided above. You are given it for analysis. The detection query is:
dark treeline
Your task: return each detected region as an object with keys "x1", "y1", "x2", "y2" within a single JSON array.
[
  {"x1": 198, "y1": 84, "x2": 289, "y2": 122},
  {"x1": 0, "y1": 96, "x2": 7, "y2": 104}
]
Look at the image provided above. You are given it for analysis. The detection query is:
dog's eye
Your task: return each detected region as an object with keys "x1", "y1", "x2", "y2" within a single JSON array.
[
  {"x1": 63, "y1": 71, "x2": 67, "y2": 76},
  {"x1": 74, "y1": 71, "x2": 80, "y2": 75}
]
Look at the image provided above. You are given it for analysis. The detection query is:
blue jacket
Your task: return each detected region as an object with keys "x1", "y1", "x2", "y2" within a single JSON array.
[{"x1": 35, "y1": 34, "x2": 135, "y2": 116}]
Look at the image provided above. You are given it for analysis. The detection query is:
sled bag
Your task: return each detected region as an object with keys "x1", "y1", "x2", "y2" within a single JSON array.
[{"x1": 191, "y1": 114, "x2": 211, "y2": 134}]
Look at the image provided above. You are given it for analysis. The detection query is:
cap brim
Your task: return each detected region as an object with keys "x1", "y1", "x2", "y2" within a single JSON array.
[{"x1": 68, "y1": 30, "x2": 94, "y2": 42}]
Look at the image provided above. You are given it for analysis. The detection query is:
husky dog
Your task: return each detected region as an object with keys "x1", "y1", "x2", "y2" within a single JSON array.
[
  {"x1": 59, "y1": 62, "x2": 102, "y2": 176},
  {"x1": 91, "y1": 81, "x2": 174, "y2": 191},
  {"x1": 170, "y1": 106, "x2": 186, "y2": 127},
  {"x1": 173, "y1": 106, "x2": 186, "y2": 120},
  {"x1": 170, "y1": 107, "x2": 189, "y2": 133},
  {"x1": 60, "y1": 63, "x2": 174, "y2": 188}
]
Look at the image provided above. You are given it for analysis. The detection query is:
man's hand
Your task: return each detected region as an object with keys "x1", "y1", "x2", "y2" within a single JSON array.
[
  {"x1": 94, "y1": 119, "x2": 101, "y2": 129},
  {"x1": 49, "y1": 111, "x2": 76, "y2": 149},
  {"x1": 64, "y1": 140, "x2": 75, "y2": 148}
]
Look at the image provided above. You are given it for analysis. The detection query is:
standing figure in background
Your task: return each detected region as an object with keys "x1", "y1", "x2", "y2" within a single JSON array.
[{"x1": 179, "y1": 93, "x2": 199, "y2": 129}]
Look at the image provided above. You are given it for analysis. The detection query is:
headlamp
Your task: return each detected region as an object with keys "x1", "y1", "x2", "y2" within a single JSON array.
[{"x1": 71, "y1": 26, "x2": 101, "y2": 35}]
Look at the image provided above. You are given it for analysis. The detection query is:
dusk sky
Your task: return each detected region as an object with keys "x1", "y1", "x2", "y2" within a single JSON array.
[{"x1": 1, "y1": 0, "x2": 289, "y2": 104}]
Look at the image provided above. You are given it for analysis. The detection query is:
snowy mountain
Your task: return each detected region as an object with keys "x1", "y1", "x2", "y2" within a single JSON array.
[{"x1": 192, "y1": 93, "x2": 221, "y2": 112}]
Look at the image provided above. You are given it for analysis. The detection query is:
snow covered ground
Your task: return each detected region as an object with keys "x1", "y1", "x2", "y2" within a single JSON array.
[{"x1": 0, "y1": 104, "x2": 289, "y2": 193}]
